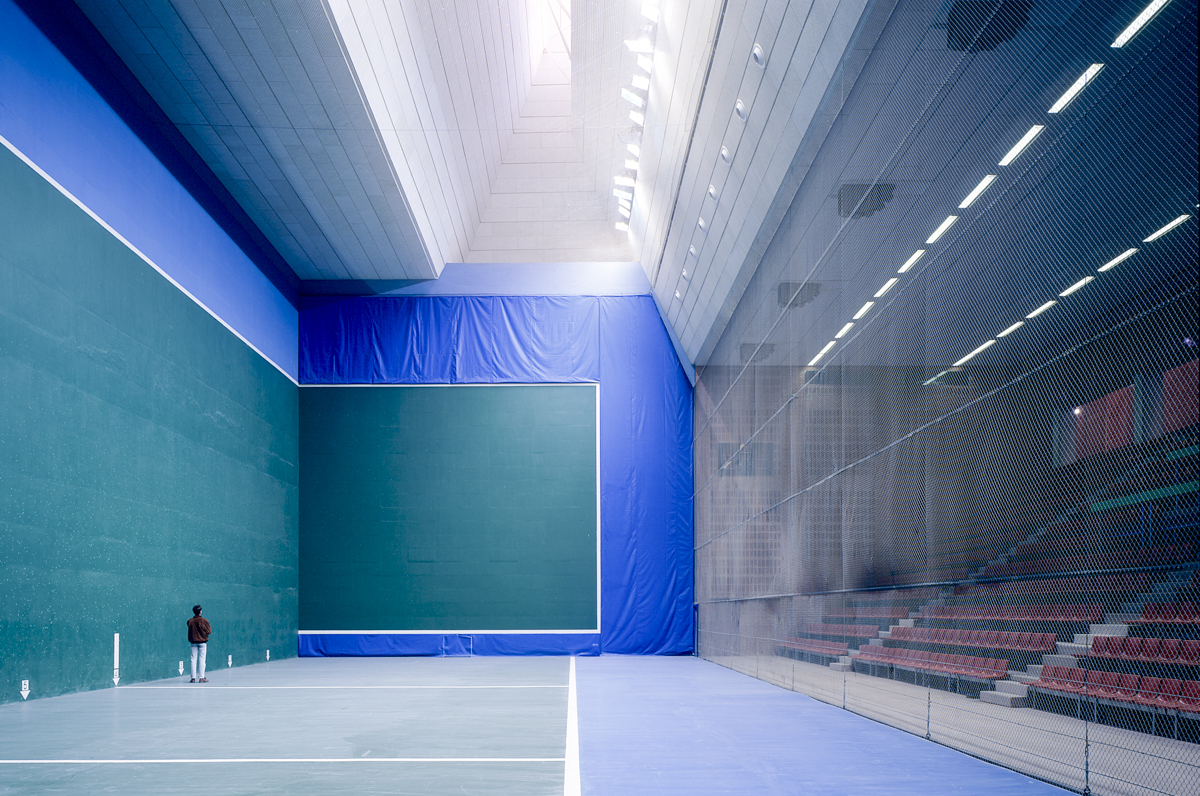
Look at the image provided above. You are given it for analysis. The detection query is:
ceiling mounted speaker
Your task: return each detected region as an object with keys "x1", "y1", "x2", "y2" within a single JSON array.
[
  {"x1": 752, "y1": 44, "x2": 766, "y2": 68},
  {"x1": 838, "y1": 183, "x2": 896, "y2": 219},
  {"x1": 740, "y1": 343, "x2": 775, "y2": 363},
  {"x1": 720, "y1": 146, "x2": 731, "y2": 163},
  {"x1": 735, "y1": 100, "x2": 747, "y2": 121},
  {"x1": 947, "y1": 1, "x2": 1031, "y2": 53},
  {"x1": 777, "y1": 282, "x2": 820, "y2": 309},
  {"x1": 708, "y1": 185, "x2": 717, "y2": 200}
]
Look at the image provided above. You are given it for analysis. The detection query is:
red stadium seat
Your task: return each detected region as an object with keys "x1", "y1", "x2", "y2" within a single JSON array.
[
  {"x1": 1180, "y1": 681, "x2": 1200, "y2": 713},
  {"x1": 1156, "y1": 638, "x2": 1180, "y2": 664},
  {"x1": 1115, "y1": 674, "x2": 1141, "y2": 703},
  {"x1": 1088, "y1": 671, "x2": 1120, "y2": 698},
  {"x1": 1176, "y1": 603, "x2": 1198, "y2": 624},
  {"x1": 1120, "y1": 636, "x2": 1143, "y2": 660},
  {"x1": 1180, "y1": 639, "x2": 1200, "y2": 665},
  {"x1": 1134, "y1": 677, "x2": 1162, "y2": 707},
  {"x1": 1017, "y1": 632, "x2": 1034, "y2": 650},
  {"x1": 1138, "y1": 637, "x2": 1162, "y2": 662},
  {"x1": 1155, "y1": 679, "x2": 1184, "y2": 709},
  {"x1": 1061, "y1": 668, "x2": 1087, "y2": 694}
]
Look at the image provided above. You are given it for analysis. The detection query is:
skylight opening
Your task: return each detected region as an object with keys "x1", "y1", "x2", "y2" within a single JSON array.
[
  {"x1": 959, "y1": 175, "x2": 996, "y2": 208},
  {"x1": 1098, "y1": 248, "x2": 1137, "y2": 271},
  {"x1": 1112, "y1": 0, "x2": 1172, "y2": 48},
  {"x1": 954, "y1": 339, "x2": 995, "y2": 367},
  {"x1": 926, "y1": 215, "x2": 958, "y2": 244},
  {"x1": 1048, "y1": 65, "x2": 1104, "y2": 113},
  {"x1": 999, "y1": 125, "x2": 1044, "y2": 166},
  {"x1": 808, "y1": 341, "x2": 837, "y2": 367},
  {"x1": 898, "y1": 250, "x2": 925, "y2": 273},
  {"x1": 1143, "y1": 214, "x2": 1191, "y2": 242},
  {"x1": 1026, "y1": 300, "x2": 1056, "y2": 318}
]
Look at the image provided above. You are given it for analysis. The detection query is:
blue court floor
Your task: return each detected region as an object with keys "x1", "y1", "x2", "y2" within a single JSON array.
[{"x1": 0, "y1": 655, "x2": 1070, "y2": 795}]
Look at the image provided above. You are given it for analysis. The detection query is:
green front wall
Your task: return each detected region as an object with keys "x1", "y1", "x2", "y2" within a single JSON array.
[
  {"x1": 0, "y1": 145, "x2": 299, "y2": 703},
  {"x1": 300, "y1": 385, "x2": 598, "y2": 631}
]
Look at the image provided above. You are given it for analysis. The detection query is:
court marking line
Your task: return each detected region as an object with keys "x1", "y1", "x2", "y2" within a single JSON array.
[
  {"x1": 0, "y1": 758, "x2": 564, "y2": 764},
  {"x1": 565, "y1": 657, "x2": 580, "y2": 796},
  {"x1": 120, "y1": 685, "x2": 568, "y2": 690}
]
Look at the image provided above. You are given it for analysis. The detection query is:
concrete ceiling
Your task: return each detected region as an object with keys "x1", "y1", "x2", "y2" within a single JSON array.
[{"x1": 67, "y1": 0, "x2": 880, "y2": 364}]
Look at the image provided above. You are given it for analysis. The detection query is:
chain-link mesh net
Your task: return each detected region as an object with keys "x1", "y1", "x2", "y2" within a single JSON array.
[{"x1": 692, "y1": 0, "x2": 1198, "y2": 793}]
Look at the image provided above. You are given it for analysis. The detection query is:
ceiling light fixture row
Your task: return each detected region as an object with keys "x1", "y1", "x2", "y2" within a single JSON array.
[
  {"x1": 683, "y1": 44, "x2": 764, "y2": 299},
  {"x1": 809, "y1": 0, "x2": 1173, "y2": 374},
  {"x1": 616, "y1": 4, "x2": 661, "y2": 233}
]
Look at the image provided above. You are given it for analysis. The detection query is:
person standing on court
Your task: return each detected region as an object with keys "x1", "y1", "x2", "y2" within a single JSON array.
[{"x1": 187, "y1": 605, "x2": 212, "y2": 683}]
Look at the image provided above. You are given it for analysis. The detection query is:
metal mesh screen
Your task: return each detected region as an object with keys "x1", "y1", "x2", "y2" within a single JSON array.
[{"x1": 692, "y1": 0, "x2": 1198, "y2": 793}]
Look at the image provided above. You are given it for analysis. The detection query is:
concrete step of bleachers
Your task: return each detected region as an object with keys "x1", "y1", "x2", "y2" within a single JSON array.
[
  {"x1": 1105, "y1": 612, "x2": 1140, "y2": 623},
  {"x1": 994, "y1": 680, "x2": 1029, "y2": 697},
  {"x1": 1043, "y1": 653, "x2": 1078, "y2": 667},
  {"x1": 879, "y1": 630, "x2": 891, "y2": 639},
  {"x1": 1056, "y1": 641, "x2": 1089, "y2": 656},
  {"x1": 1026, "y1": 664, "x2": 1044, "y2": 677},
  {"x1": 829, "y1": 661, "x2": 853, "y2": 672},
  {"x1": 980, "y1": 690, "x2": 1027, "y2": 707},
  {"x1": 1009, "y1": 671, "x2": 1038, "y2": 684},
  {"x1": 1073, "y1": 625, "x2": 1128, "y2": 646},
  {"x1": 868, "y1": 638, "x2": 883, "y2": 646},
  {"x1": 898, "y1": 618, "x2": 915, "y2": 627}
]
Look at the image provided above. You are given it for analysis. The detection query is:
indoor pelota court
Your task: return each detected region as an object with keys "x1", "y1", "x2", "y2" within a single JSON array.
[{"x1": 0, "y1": 655, "x2": 1079, "y2": 795}]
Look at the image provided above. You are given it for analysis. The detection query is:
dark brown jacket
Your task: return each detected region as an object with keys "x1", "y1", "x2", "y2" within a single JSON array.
[{"x1": 187, "y1": 616, "x2": 212, "y2": 644}]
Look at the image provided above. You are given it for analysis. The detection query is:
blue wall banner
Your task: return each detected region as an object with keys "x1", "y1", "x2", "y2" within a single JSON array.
[{"x1": 299, "y1": 294, "x2": 694, "y2": 655}]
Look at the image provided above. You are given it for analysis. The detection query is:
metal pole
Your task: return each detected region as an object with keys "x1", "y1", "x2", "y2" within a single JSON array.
[{"x1": 1083, "y1": 695, "x2": 1091, "y2": 796}]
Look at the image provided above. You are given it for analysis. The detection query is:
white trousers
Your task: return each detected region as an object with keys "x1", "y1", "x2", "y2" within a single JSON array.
[{"x1": 190, "y1": 643, "x2": 207, "y2": 679}]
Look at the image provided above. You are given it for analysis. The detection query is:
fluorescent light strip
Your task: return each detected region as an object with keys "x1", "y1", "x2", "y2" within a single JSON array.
[
  {"x1": 1048, "y1": 64, "x2": 1104, "y2": 113},
  {"x1": 1026, "y1": 300, "x2": 1056, "y2": 318},
  {"x1": 621, "y1": 89, "x2": 644, "y2": 108},
  {"x1": 1112, "y1": 0, "x2": 1172, "y2": 48},
  {"x1": 853, "y1": 301, "x2": 875, "y2": 319},
  {"x1": 807, "y1": 340, "x2": 837, "y2": 367},
  {"x1": 923, "y1": 370, "x2": 950, "y2": 386},
  {"x1": 636, "y1": 54, "x2": 653, "y2": 73},
  {"x1": 629, "y1": 111, "x2": 645, "y2": 125},
  {"x1": 618, "y1": 199, "x2": 631, "y2": 210},
  {"x1": 996, "y1": 320, "x2": 1024, "y2": 337},
  {"x1": 954, "y1": 339, "x2": 995, "y2": 367},
  {"x1": 1059, "y1": 275, "x2": 1094, "y2": 296},
  {"x1": 632, "y1": 75, "x2": 650, "y2": 91},
  {"x1": 627, "y1": 144, "x2": 641, "y2": 157},
  {"x1": 835, "y1": 322, "x2": 854, "y2": 339},
  {"x1": 926, "y1": 215, "x2": 958, "y2": 244},
  {"x1": 1143, "y1": 214, "x2": 1190, "y2": 242},
  {"x1": 612, "y1": 188, "x2": 632, "y2": 200},
  {"x1": 617, "y1": 206, "x2": 631, "y2": 219},
  {"x1": 624, "y1": 39, "x2": 654, "y2": 53},
  {"x1": 898, "y1": 250, "x2": 925, "y2": 273},
  {"x1": 999, "y1": 125, "x2": 1044, "y2": 166},
  {"x1": 615, "y1": 222, "x2": 629, "y2": 231},
  {"x1": 641, "y1": 4, "x2": 659, "y2": 23},
  {"x1": 625, "y1": 159, "x2": 639, "y2": 171},
  {"x1": 959, "y1": 175, "x2": 996, "y2": 208},
  {"x1": 1098, "y1": 247, "x2": 1137, "y2": 271},
  {"x1": 613, "y1": 176, "x2": 635, "y2": 187},
  {"x1": 874, "y1": 278, "x2": 899, "y2": 298}
]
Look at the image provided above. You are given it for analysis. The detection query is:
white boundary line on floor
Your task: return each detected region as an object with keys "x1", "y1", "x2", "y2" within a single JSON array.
[
  {"x1": 565, "y1": 657, "x2": 580, "y2": 796},
  {"x1": 122, "y1": 685, "x2": 567, "y2": 690},
  {"x1": 0, "y1": 758, "x2": 564, "y2": 764}
]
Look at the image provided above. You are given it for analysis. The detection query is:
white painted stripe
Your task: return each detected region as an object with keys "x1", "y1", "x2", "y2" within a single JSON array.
[
  {"x1": 0, "y1": 758, "x2": 565, "y2": 764},
  {"x1": 298, "y1": 630, "x2": 600, "y2": 635},
  {"x1": 299, "y1": 383, "x2": 599, "y2": 388},
  {"x1": 122, "y1": 685, "x2": 566, "y2": 690},
  {"x1": 564, "y1": 657, "x2": 580, "y2": 796},
  {"x1": 0, "y1": 133, "x2": 297, "y2": 385}
]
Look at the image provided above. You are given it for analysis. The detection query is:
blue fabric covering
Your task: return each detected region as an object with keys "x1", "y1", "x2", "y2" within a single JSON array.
[
  {"x1": 299, "y1": 634, "x2": 602, "y2": 657},
  {"x1": 299, "y1": 294, "x2": 693, "y2": 655}
]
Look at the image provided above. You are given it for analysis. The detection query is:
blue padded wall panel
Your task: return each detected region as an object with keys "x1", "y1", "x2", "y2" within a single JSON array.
[{"x1": 299, "y1": 294, "x2": 693, "y2": 655}]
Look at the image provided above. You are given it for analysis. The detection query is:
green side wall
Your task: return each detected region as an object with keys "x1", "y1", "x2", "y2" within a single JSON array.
[
  {"x1": 300, "y1": 385, "x2": 598, "y2": 631},
  {"x1": 0, "y1": 145, "x2": 299, "y2": 703}
]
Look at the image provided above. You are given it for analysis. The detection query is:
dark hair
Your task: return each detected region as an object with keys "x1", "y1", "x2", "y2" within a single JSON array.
[{"x1": 193, "y1": 605, "x2": 202, "y2": 615}]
